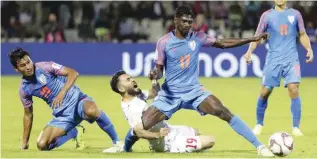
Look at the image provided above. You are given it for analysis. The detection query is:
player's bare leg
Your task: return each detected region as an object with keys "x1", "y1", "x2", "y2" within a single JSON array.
[
  {"x1": 198, "y1": 136, "x2": 215, "y2": 151},
  {"x1": 287, "y1": 83, "x2": 303, "y2": 136},
  {"x1": 82, "y1": 100, "x2": 122, "y2": 152},
  {"x1": 198, "y1": 95, "x2": 274, "y2": 157},
  {"x1": 37, "y1": 126, "x2": 72, "y2": 150},
  {"x1": 141, "y1": 106, "x2": 167, "y2": 130},
  {"x1": 253, "y1": 85, "x2": 274, "y2": 135}
]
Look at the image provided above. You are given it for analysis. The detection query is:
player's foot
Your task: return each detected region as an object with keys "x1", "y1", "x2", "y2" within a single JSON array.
[
  {"x1": 257, "y1": 145, "x2": 274, "y2": 157},
  {"x1": 292, "y1": 127, "x2": 304, "y2": 136},
  {"x1": 74, "y1": 125, "x2": 86, "y2": 150},
  {"x1": 252, "y1": 124, "x2": 263, "y2": 135},
  {"x1": 102, "y1": 141, "x2": 124, "y2": 153}
]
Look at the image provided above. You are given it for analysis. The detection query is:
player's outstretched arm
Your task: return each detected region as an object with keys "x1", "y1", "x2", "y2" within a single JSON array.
[
  {"x1": 21, "y1": 106, "x2": 33, "y2": 150},
  {"x1": 52, "y1": 66, "x2": 79, "y2": 108},
  {"x1": 212, "y1": 33, "x2": 268, "y2": 49},
  {"x1": 133, "y1": 123, "x2": 168, "y2": 140}
]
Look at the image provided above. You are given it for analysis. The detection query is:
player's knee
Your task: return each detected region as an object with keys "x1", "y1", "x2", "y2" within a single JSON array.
[
  {"x1": 206, "y1": 136, "x2": 216, "y2": 148},
  {"x1": 288, "y1": 84, "x2": 299, "y2": 96},
  {"x1": 37, "y1": 139, "x2": 48, "y2": 151},
  {"x1": 260, "y1": 86, "x2": 272, "y2": 99},
  {"x1": 214, "y1": 106, "x2": 233, "y2": 122},
  {"x1": 200, "y1": 136, "x2": 215, "y2": 150},
  {"x1": 84, "y1": 101, "x2": 100, "y2": 119}
]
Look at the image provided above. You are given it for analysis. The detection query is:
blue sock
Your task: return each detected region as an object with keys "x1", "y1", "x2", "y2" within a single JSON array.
[
  {"x1": 96, "y1": 111, "x2": 120, "y2": 144},
  {"x1": 291, "y1": 97, "x2": 301, "y2": 128},
  {"x1": 48, "y1": 128, "x2": 78, "y2": 150},
  {"x1": 256, "y1": 97, "x2": 268, "y2": 126},
  {"x1": 123, "y1": 129, "x2": 139, "y2": 152},
  {"x1": 230, "y1": 115, "x2": 262, "y2": 148}
]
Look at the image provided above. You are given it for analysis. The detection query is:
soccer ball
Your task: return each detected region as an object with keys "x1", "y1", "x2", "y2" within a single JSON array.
[{"x1": 268, "y1": 132, "x2": 294, "y2": 157}]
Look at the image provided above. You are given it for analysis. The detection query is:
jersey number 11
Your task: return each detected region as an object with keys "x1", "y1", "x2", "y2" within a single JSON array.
[
  {"x1": 180, "y1": 54, "x2": 190, "y2": 69},
  {"x1": 279, "y1": 24, "x2": 288, "y2": 35}
]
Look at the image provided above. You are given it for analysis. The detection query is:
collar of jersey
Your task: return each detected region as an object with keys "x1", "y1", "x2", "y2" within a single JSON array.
[
  {"x1": 273, "y1": 6, "x2": 289, "y2": 12},
  {"x1": 170, "y1": 30, "x2": 192, "y2": 41}
]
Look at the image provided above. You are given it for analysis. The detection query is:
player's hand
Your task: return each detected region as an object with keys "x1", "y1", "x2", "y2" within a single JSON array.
[
  {"x1": 159, "y1": 128, "x2": 169, "y2": 138},
  {"x1": 244, "y1": 52, "x2": 252, "y2": 64},
  {"x1": 52, "y1": 91, "x2": 65, "y2": 109},
  {"x1": 253, "y1": 33, "x2": 269, "y2": 42},
  {"x1": 21, "y1": 143, "x2": 29, "y2": 150},
  {"x1": 306, "y1": 49, "x2": 314, "y2": 63},
  {"x1": 148, "y1": 70, "x2": 158, "y2": 80}
]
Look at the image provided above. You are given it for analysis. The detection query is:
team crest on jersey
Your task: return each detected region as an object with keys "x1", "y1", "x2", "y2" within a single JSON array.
[
  {"x1": 38, "y1": 74, "x2": 47, "y2": 85},
  {"x1": 189, "y1": 40, "x2": 196, "y2": 51},
  {"x1": 288, "y1": 16, "x2": 295, "y2": 24}
]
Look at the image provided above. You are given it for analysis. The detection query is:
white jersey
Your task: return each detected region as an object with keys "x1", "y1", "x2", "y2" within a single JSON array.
[{"x1": 121, "y1": 91, "x2": 201, "y2": 152}]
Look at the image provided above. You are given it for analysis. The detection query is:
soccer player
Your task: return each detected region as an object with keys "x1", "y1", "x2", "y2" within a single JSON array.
[
  {"x1": 138, "y1": 5, "x2": 274, "y2": 157},
  {"x1": 110, "y1": 71, "x2": 215, "y2": 153},
  {"x1": 244, "y1": 0, "x2": 314, "y2": 136},
  {"x1": 9, "y1": 48, "x2": 122, "y2": 151}
]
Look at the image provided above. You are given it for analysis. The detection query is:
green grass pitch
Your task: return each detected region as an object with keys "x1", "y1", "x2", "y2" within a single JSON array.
[{"x1": 1, "y1": 76, "x2": 317, "y2": 158}]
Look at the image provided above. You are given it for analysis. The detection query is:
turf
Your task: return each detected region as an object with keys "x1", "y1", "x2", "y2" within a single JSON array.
[{"x1": 1, "y1": 76, "x2": 316, "y2": 158}]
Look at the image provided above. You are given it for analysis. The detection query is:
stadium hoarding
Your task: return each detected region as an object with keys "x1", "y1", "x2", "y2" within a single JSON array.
[{"x1": 2, "y1": 43, "x2": 316, "y2": 77}]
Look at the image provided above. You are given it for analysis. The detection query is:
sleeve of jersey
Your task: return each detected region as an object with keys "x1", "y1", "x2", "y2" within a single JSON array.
[
  {"x1": 196, "y1": 32, "x2": 216, "y2": 46},
  {"x1": 295, "y1": 10, "x2": 305, "y2": 33},
  {"x1": 39, "y1": 61, "x2": 64, "y2": 75},
  {"x1": 154, "y1": 37, "x2": 167, "y2": 65},
  {"x1": 255, "y1": 12, "x2": 268, "y2": 35},
  {"x1": 19, "y1": 88, "x2": 33, "y2": 108}
]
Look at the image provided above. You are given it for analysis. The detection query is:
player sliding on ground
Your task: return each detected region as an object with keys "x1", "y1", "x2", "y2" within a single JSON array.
[
  {"x1": 109, "y1": 71, "x2": 215, "y2": 153},
  {"x1": 9, "y1": 48, "x2": 122, "y2": 152},
  {"x1": 244, "y1": 0, "x2": 314, "y2": 136},
  {"x1": 134, "y1": 5, "x2": 274, "y2": 157}
]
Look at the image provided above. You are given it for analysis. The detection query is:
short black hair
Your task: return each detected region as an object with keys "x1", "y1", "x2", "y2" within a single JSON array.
[
  {"x1": 110, "y1": 70, "x2": 126, "y2": 94},
  {"x1": 174, "y1": 5, "x2": 194, "y2": 18},
  {"x1": 8, "y1": 47, "x2": 30, "y2": 68}
]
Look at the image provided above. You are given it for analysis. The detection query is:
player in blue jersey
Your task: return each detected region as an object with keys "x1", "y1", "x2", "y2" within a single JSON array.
[
  {"x1": 244, "y1": 0, "x2": 314, "y2": 136},
  {"x1": 9, "y1": 48, "x2": 123, "y2": 151},
  {"x1": 131, "y1": 5, "x2": 274, "y2": 157}
]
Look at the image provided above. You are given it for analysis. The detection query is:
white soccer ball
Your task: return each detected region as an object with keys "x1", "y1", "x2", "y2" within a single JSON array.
[{"x1": 268, "y1": 132, "x2": 294, "y2": 157}]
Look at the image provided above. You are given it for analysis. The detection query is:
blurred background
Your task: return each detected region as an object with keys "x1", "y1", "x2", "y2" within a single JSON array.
[{"x1": 1, "y1": 1, "x2": 317, "y2": 43}]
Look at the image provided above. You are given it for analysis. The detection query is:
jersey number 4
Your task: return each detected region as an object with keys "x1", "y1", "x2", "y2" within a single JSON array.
[
  {"x1": 279, "y1": 24, "x2": 288, "y2": 35},
  {"x1": 180, "y1": 54, "x2": 190, "y2": 69}
]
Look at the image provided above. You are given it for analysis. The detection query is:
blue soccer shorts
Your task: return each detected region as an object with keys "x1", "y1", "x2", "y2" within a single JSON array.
[
  {"x1": 151, "y1": 85, "x2": 212, "y2": 119},
  {"x1": 262, "y1": 61, "x2": 301, "y2": 88},
  {"x1": 47, "y1": 92, "x2": 94, "y2": 132}
]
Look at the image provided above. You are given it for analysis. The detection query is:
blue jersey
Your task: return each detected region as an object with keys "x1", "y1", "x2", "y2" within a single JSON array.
[
  {"x1": 19, "y1": 62, "x2": 82, "y2": 114},
  {"x1": 154, "y1": 31, "x2": 216, "y2": 93},
  {"x1": 256, "y1": 8, "x2": 305, "y2": 64}
]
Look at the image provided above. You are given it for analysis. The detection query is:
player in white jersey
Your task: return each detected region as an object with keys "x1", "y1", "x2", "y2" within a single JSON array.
[{"x1": 110, "y1": 70, "x2": 215, "y2": 153}]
